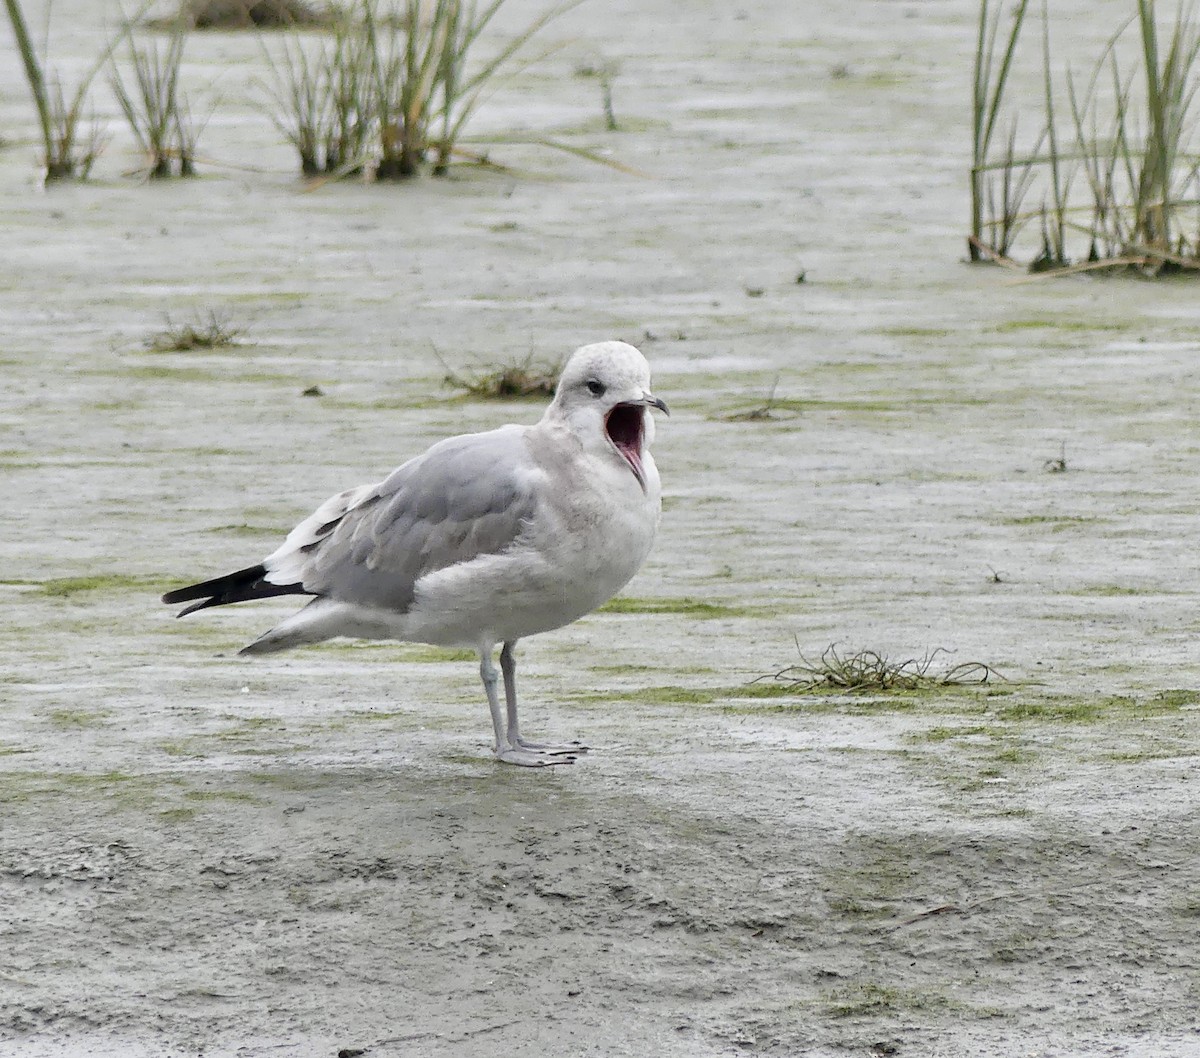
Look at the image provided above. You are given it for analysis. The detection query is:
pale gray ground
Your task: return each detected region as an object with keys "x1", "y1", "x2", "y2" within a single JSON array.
[{"x1": 2, "y1": 0, "x2": 1199, "y2": 1055}]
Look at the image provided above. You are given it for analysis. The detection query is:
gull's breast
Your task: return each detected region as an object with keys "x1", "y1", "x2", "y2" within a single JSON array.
[{"x1": 404, "y1": 452, "x2": 660, "y2": 646}]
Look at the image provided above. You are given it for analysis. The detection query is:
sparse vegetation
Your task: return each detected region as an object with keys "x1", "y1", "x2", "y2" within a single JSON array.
[
  {"x1": 4, "y1": 0, "x2": 147, "y2": 180},
  {"x1": 1042, "y1": 440, "x2": 1068, "y2": 472},
  {"x1": 598, "y1": 596, "x2": 767, "y2": 619},
  {"x1": 263, "y1": 29, "x2": 338, "y2": 176},
  {"x1": 35, "y1": 573, "x2": 163, "y2": 597},
  {"x1": 575, "y1": 55, "x2": 621, "y2": 130},
  {"x1": 823, "y1": 980, "x2": 966, "y2": 1021},
  {"x1": 970, "y1": 0, "x2": 1200, "y2": 275},
  {"x1": 48, "y1": 708, "x2": 112, "y2": 729},
  {"x1": 442, "y1": 351, "x2": 562, "y2": 398},
  {"x1": 970, "y1": 0, "x2": 1032, "y2": 261},
  {"x1": 144, "y1": 310, "x2": 244, "y2": 352},
  {"x1": 5, "y1": 0, "x2": 616, "y2": 184},
  {"x1": 6, "y1": 0, "x2": 595, "y2": 183},
  {"x1": 110, "y1": 17, "x2": 205, "y2": 177},
  {"x1": 762, "y1": 644, "x2": 1003, "y2": 693},
  {"x1": 6, "y1": 0, "x2": 62, "y2": 176},
  {"x1": 262, "y1": 0, "x2": 582, "y2": 181},
  {"x1": 723, "y1": 377, "x2": 802, "y2": 422}
]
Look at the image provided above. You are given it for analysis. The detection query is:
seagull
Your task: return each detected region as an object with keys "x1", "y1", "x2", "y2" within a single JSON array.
[{"x1": 162, "y1": 341, "x2": 668, "y2": 767}]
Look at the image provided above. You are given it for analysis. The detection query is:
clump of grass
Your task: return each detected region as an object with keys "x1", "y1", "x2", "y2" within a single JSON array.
[
  {"x1": 368, "y1": 0, "x2": 444, "y2": 179},
  {"x1": 980, "y1": 116, "x2": 1045, "y2": 264},
  {"x1": 6, "y1": 0, "x2": 88, "y2": 180},
  {"x1": 970, "y1": 0, "x2": 1033, "y2": 261},
  {"x1": 762, "y1": 644, "x2": 1003, "y2": 694},
  {"x1": 41, "y1": 79, "x2": 110, "y2": 181},
  {"x1": 144, "y1": 310, "x2": 244, "y2": 352},
  {"x1": 442, "y1": 352, "x2": 562, "y2": 398},
  {"x1": 110, "y1": 17, "x2": 206, "y2": 177},
  {"x1": 970, "y1": 0, "x2": 1200, "y2": 275},
  {"x1": 261, "y1": 0, "x2": 585, "y2": 181},
  {"x1": 1030, "y1": 0, "x2": 1073, "y2": 271},
  {"x1": 994, "y1": 699, "x2": 1101, "y2": 722},
  {"x1": 5, "y1": 0, "x2": 148, "y2": 180},
  {"x1": 262, "y1": 16, "x2": 370, "y2": 176}
]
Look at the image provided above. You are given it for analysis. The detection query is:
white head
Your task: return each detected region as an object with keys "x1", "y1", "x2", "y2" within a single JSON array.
[{"x1": 545, "y1": 341, "x2": 668, "y2": 491}]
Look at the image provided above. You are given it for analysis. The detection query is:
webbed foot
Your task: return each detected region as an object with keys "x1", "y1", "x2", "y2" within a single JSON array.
[{"x1": 494, "y1": 745, "x2": 580, "y2": 767}]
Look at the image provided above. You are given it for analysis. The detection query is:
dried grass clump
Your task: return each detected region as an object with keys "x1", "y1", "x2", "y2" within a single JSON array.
[
  {"x1": 443, "y1": 354, "x2": 562, "y2": 399},
  {"x1": 762, "y1": 645, "x2": 1003, "y2": 694},
  {"x1": 144, "y1": 311, "x2": 243, "y2": 351}
]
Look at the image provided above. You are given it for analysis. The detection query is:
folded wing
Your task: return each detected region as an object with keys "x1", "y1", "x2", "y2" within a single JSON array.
[{"x1": 262, "y1": 425, "x2": 544, "y2": 614}]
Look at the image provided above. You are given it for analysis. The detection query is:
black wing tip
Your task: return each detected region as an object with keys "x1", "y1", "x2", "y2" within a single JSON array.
[
  {"x1": 161, "y1": 564, "x2": 270, "y2": 611},
  {"x1": 172, "y1": 597, "x2": 217, "y2": 618},
  {"x1": 162, "y1": 564, "x2": 309, "y2": 615}
]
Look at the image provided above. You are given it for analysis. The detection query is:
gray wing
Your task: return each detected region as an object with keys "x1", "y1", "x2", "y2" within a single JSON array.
[{"x1": 262, "y1": 424, "x2": 544, "y2": 612}]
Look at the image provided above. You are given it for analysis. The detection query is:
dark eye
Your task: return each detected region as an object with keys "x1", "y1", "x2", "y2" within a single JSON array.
[{"x1": 585, "y1": 378, "x2": 606, "y2": 397}]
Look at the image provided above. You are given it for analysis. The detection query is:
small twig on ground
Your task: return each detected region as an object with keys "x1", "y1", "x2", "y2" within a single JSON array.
[{"x1": 724, "y1": 376, "x2": 799, "y2": 422}]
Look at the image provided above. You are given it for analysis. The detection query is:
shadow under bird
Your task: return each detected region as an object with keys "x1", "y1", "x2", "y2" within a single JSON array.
[{"x1": 162, "y1": 341, "x2": 668, "y2": 767}]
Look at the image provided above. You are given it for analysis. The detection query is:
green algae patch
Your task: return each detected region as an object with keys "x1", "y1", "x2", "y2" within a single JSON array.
[
  {"x1": 590, "y1": 663, "x2": 659, "y2": 675},
  {"x1": 1151, "y1": 688, "x2": 1200, "y2": 709},
  {"x1": 879, "y1": 325, "x2": 953, "y2": 339},
  {"x1": 0, "y1": 769, "x2": 156, "y2": 809},
  {"x1": 986, "y1": 692, "x2": 1195, "y2": 724},
  {"x1": 37, "y1": 573, "x2": 164, "y2": 597},
  {"x1": 622, "y1": 686, "x2": 722, "y2": 705},
  {"x1": 912, "y1": 723, "x2": 1003, "y2": 743},
  {"x1": 183, "y1": 789, "x2": 265, "y2": 804},
  {"x1": 1002, "y1": 514, "x2": 1102, "y2": 530},
  {"x1": 992, "y1": 317, "x2": 1133, "y2": 334},
  {"x1": 159, "y1": 807, "x2": 198, "y2": 823},
  {"x1": 1069, "y1": 585, "x2": 1159, "y2": 597},
  {"x1": 993, "y1": 699, "x2": 1105, "y2": 724},
  {"x1": 599, "y1": 596, "x2": 770, "y2": 619},
  {"x1": 398, "y1": 645, "x2": 478, "y2": 663},
  {"x1": 824, "y1": 981, "x2": 962, "y2": 1020},
  {"x1": 159, "y1": 740, "x2": 209, "y2": 759},
  {"x1": 47, "y1": 707, "x2": 112, "y2": 729},
  {"x1": 581, "y1": 680, "x2": 968, "y2": 711}
]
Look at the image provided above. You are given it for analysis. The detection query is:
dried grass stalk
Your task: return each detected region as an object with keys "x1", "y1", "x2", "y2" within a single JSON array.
[{"x1": 762, "y1": 644, "x2": 1003, "y2": 694}]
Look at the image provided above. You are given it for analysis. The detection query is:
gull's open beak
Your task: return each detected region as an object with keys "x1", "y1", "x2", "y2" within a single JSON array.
[{"x1": 639, "y1": 393, "x2": 670, "y2": 416}]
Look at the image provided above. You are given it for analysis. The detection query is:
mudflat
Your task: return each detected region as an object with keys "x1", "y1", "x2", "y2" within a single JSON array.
[{"x1": 2, "y1": 0, "x2": 1198, "y2": 1055}]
